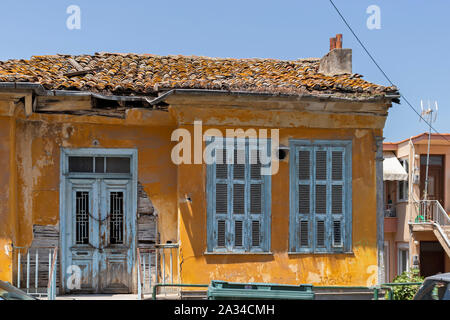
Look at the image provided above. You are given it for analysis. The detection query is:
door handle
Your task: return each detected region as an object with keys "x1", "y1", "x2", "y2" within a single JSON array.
[{"x1": 75, "y1": 251, "x2": 89, "y2": 256}]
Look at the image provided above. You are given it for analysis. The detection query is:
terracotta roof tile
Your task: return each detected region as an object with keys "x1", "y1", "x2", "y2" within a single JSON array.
[{"x1": 0, "y1": 52, "x2": 398, "y2": 99}]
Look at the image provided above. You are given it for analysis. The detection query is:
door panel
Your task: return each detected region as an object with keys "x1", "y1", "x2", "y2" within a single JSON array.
[
  {"x1": 70, "y1": 254, "x2": 95, "y2": 290},
  {"x1": 99, "y1": 179, "x2": 132, "y2": 293},
  {"x1": 66, "y1": 179, "x2": 99, "y2": 293},
  {"x1": 100, "y1": 254, "x2": 129, "y2": 293},
  {"x1": 63, "y1": 178, "x2": 133, "y2": 294}
]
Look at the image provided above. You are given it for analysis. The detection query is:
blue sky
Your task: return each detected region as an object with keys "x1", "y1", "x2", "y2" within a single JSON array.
[{"x1": 1, "y1": 0, "x2": 449, "y2": 142}]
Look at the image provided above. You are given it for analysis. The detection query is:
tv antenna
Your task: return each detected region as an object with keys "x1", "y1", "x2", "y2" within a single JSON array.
[{"x1": 420, "y1": 100, "x2": 438, "y2": 200}]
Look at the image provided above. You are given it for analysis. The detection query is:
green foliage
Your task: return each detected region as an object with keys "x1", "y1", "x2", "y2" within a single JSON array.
[{"x1": 390, "y1": 269, "x2": 424, "y2": 300}]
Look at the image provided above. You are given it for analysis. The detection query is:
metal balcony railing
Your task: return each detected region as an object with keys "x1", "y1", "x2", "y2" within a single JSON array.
[
  {"x1": 411, "y1": 200, "x2": 450, "y2": 226},
  {"x1": 384, "y1": 204, "x2": 397, "y2": 217}
]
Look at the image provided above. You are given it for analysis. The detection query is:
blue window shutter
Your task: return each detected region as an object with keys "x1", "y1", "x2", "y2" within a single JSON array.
[
  {"x1": 331, "y1": 147, "x2": 345, "y2": 250},
  {"x1": 249, "y1": 142, "x2": 268, "y2": 252},
  {"x1": 289, "y1": 145, "x2": 313, "y2": 253},
  {"x1": 208, "y1": 138, "x2": 271, "y2": 252},
  {"x1": 206, "y1": 145, "x2": 215, "y2": 251},
  {"x1": 261, "y1": 142, "x2": 271, "y2": 252},
  {"x1": 343, "y1": 142, "x2": 352, "y2": 252},
  {"x1": 234, "y1": 220, "x2": 244, "y2": 247},
  {"x1": 217, "y1": 220, "x2": 227, "y2": 247},
  {"x1": 231, "y1": 143, "x2": 246, "y2": 251},
  {"x1": 207, "y1": 141, "x2": 231, "y2": 252},
  {"x1": 251, "y1": 220, "x2": 260, "y2": 247},
  {"x1": 299, "y1": 220, "x2": 309, "y2": 247},
  {"x1": 314, "y1": 147, "x2": 329, "y2": 253},
  {"x1": 289, "y1": 140, "x2": 352, "y2": 253}
]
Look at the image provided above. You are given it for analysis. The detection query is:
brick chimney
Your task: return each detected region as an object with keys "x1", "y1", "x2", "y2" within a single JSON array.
[{"x1": 319, "y1": 34, "x2": 352, "y2": 76}]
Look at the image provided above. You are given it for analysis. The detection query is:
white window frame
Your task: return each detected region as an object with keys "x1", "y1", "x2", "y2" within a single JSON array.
[
  {"x1": 397, "y1": 158, "x2": 409, "y2": 202},
  {"x1": 397, "y1": 242, "x2": 410, "y2": 275}
]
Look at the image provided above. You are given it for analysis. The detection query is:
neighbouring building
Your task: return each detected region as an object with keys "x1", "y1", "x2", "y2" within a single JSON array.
[
  {"x1": 0, "y1": 35, "x2": 400, "y2": 296},
  {"x1": 383, "y1": 133, "x2": 450, "y2": 283}
]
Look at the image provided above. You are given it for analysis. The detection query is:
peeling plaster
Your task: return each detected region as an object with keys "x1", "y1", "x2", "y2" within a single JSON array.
[
  {"x1": 355, "y1": 129, "x2": 369, "y2": 139},
  {"x1": 4, "y1": 244, "x2": 10, "y2": 257}
]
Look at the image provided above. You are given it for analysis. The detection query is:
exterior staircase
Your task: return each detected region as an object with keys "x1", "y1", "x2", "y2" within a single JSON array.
[
  {"x1": 435, "y1": 225, "x2": 450, "y2": 258},
  {"x1": 411, "y1": 200, "x2": 450, "y2": 259}
]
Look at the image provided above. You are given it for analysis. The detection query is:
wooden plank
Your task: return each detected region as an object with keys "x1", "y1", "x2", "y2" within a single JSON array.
[
  {"x1": 0, "y1": 91, "x2": 31, "y2": 99},
  {"x1": 36, "y1": 95, "x2": 92, "y2": 111},
  {"x1": 138, "y1": 215, "x2": 156, "y2": 244},
  {"x1": 31, "y1": 224, "x2": 59, "y2": 248},
  {"x1": 24, "y1": 94, "x2": 33, "y2": 116},
  {"x1": 138, "y1": 183, "x2": 155, "y2": 215}
]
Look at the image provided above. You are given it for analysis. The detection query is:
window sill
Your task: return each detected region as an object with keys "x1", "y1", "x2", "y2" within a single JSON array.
[
  {"x1": 204, "y1": 251, "x2": 273, "y2": 255},
  {"x1": 288, "y1": 251, "x2": 354, "y2": 255}
]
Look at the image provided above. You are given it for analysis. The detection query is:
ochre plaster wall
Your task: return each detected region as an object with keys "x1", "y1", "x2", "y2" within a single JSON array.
[
  {"x1": 0, "y1": 99, "x2": 388, "y2": 286},
  {"x1": 176, "y1": 108, "x2": 384, "y2": 286},
  {"x1": 0, "y1": 105, "x2": 178, "y2": 282}
]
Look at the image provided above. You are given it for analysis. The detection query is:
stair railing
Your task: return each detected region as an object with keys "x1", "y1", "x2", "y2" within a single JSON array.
[
  {"x1": 47, "y1": 246, "x2": 58, "y2": 300},
  {"x1": 13, "y1": 245, "x2": 58, "y2": 299}
]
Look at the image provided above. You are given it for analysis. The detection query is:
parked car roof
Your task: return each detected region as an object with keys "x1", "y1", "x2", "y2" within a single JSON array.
[{"x1": 424, "y1": 273, "x2": 450, "y2": 282}]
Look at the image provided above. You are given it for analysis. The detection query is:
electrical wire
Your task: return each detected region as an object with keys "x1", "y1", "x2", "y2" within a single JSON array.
[{"x1": 328, "y1": 0, "x2": 450, "y2": 144}]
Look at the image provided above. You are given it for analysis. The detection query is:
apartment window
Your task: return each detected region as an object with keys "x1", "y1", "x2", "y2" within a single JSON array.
[
  {"x1": 206, "y1": 137, "x2": 271, "y2": 252},
  {"x1": 398, "y1": 159, "x2": 409, "y2": 201},
  {"x1": 289, "y1": 140, "x2": 352, "y2": 253},
  {"x1": 397, "y1": 243, "x2": 410, "y2": 275}
]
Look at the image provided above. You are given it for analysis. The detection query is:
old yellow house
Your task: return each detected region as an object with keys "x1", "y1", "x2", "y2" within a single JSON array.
[{"x1": 0, "y1": 38, "x2": 399, "y2": 296}]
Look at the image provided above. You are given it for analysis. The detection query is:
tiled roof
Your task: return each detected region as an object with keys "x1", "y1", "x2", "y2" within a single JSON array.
[
  {"x1": 0, "y1": 52, "x2": 398, "y2": 99},
  {"x1": 384, "y1": 132, "x2": 450, "y2": 146}
]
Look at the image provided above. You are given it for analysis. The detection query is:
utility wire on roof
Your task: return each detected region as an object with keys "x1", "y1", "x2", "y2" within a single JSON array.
[{"x1": 328, "y1": 0, "x2": 450, "y2": 145}]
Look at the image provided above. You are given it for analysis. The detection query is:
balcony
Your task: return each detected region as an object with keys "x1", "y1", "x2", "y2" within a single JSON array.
[
  {"x1": 384, "y1": 217, "x2": 398, "y2": 233},
  {"x1": 384, "y1": 204, "x2": 398, "y2": 233},
  {"x1": 384, "y1": 204, "x2": 397, "y2": 218}
]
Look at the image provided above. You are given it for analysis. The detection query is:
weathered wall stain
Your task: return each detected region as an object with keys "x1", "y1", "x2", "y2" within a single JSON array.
[{"x1": 0, "y1": 105, "x2": 178, "y2": 282}]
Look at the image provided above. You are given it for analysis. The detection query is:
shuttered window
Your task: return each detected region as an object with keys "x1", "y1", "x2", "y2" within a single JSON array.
[
  {"x1": 207, "y1": 137, "x2": 271, "y2": 252},
  {"x1": 289, "y1": 140, "x2": 352, "y2": 253}
]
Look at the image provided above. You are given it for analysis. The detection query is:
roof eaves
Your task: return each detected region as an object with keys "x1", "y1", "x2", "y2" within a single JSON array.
[
  {"x1": 0, "y1": 82, "x2": 157, "y2": 103},
  {"x1": 147, "y1": 88, "x2": 400, "y2": 105},
  {"x1": 0, "y1": 82, "x2": 401, "y2": 109}
]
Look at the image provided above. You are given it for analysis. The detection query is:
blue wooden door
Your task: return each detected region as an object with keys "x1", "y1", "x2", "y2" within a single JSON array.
[
  {"x1": 65, "y1": 178, "x2": 100, "y2": 292},
  {"x1": 64, "y1": 178, "x2": 133, "y2": 293},
  {"x1": 98, "y1": 179, "x2": 133, "y2": 293}
]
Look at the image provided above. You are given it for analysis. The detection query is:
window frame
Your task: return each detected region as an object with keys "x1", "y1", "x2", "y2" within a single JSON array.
[
  {"x1": 68, "y1": 155, "x2": 131, "y2": 175},
  {"x1": 397, "y1": 158, "x2": 409, "y2": 202},
  {"x1": 397, "y1": 242, "x2": 410, "y2": 275},
  {"x1": 289, "y1": 139, "x2": 352, "y2": 254},
  {"x1": 206, "y1": 137, "x2": 272, "y2": 253}
]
